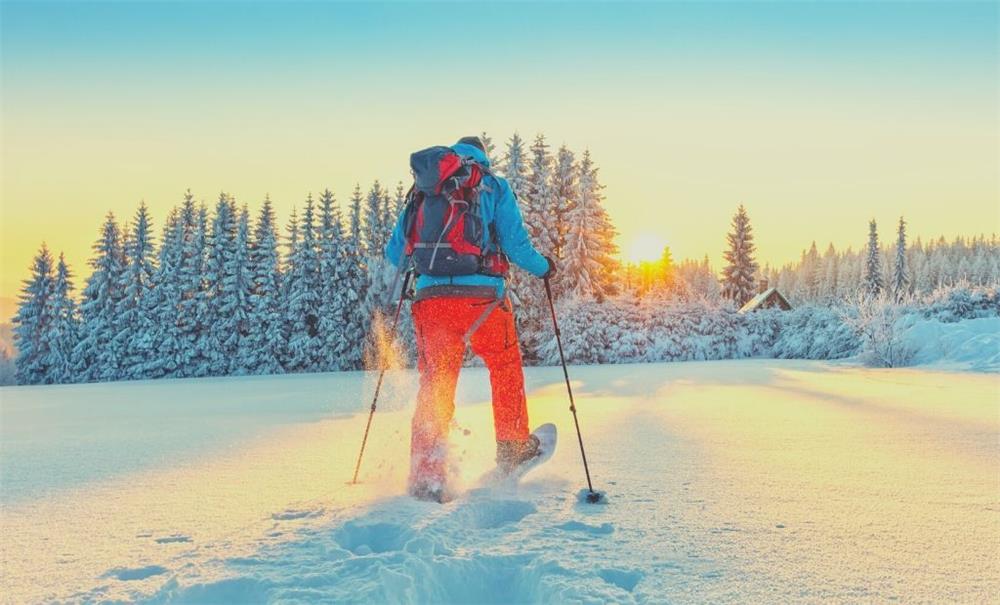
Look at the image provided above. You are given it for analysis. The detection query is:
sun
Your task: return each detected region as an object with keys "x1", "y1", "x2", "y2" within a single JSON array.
[{"x1": 626, "y1": 233, "x2": 668, "y2": 264}]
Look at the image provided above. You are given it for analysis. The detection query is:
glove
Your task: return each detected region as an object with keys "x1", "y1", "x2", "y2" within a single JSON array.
[{"x1": 542, "y1": 256, "x2": 556, "y2": 280}]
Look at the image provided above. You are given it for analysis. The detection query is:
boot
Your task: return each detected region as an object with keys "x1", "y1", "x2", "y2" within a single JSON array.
[{"x1": 496, "y1": 434, "x2": 541, "y2": 476}]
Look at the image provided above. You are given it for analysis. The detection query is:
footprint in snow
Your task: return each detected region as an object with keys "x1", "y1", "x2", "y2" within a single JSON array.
[
  {"x1": 271, "y1": 507, "x2": 325, "y2": 521},
  {"x1": 554, "y1": 520, "x2": 614, "y2": 535},
  {"x1": 104, "y1": 565, "x2": 168, "y2": 581},
  {"x1": 334, "y1": 521, "x2": 413, "y2": 555},
  {"x1": 155, "y1": 535, "x2": 192, "y2": 544},
  {"x1": 452, "y1": 499, "x2": 537, "y2": 530},
  {"x1": 597, "y1": 568, "x2": 644, "y2": 593}
]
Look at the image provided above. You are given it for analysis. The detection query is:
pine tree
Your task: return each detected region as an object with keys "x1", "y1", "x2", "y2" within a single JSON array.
[
  {"x1": 317, "y1": 189, "x2": 351, "y2": 370},
  {"x1": 801, "y1": 241, "x2": 821, "y2": 302},
  {"x1": 222, "y1": 206, "x2": 255, "y2": 375},
  {"x1": 821, "y1": 243, "x2": 839, "y2": 303},
  {"x1": 240, "y1": 196, "x2": 285, "y2": 374},
  {"x1": 179, "y1": 202, "x2": 211, "y2": 377},
  {"x1": 145, "y1": 205, "x2": 184, "y2": 378},
  {"x1": 524, "y1": 134, "x2": 557, "y2": 255},
  {"x1": 392, "y1": 181, "x2": 408, "y2": 216},
  {"x1": 349, "y1": 184, "x2": 364, "y2": 254},
  {"x1": 204, "y1": 193, "x2": 238, "y2": 375},
  {"x1": 119, "y1": 202, "x2": 157, "y2": 379},
  {"x1": 479, "y1": 131, "x2": 496, "y2": 165},
  {"x1": 893, "y1": 216, "x2": 909, "y2": 301},
  {"x1": 45, "y1": 253, "x2": 80, "y2": 383},
  {"x1": 360, "y1": 181, "x2": 402, "y2": 367},
  {"x1": 563, "y1": 150, "x2": 618, "y2": 301},
  {"x1": 283, "y1": 197, "x2": 324, "y2": 372},
  {"x1": 13, "y1": 244, "x2": 56, "y2": 384},
  {"x1": 551, "y1": 145, "x2": 576, "y2": 261},
  {"x1": 363, "y1": 181, "x2": 389, "y2": 256},
  {"x1": 500, "y1": 133, "x2": 529, "y2": 199},
  {"x1": 864, "y1": 219, "x2": 883, "y2": 297},
  {"x1": 342, "y1": 188, "x2": 370, "y2": 369},
  {"x1": 721, "y1": 204, "x2": 759, "y2": 307},
  {"x1": 74, "y1": 212, "x2": 126, "y2": 382}
]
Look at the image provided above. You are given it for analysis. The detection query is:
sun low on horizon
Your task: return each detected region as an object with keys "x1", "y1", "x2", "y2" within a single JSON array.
[{"x1": 624, "y1": 233, "x2": 672, "y2": 265}]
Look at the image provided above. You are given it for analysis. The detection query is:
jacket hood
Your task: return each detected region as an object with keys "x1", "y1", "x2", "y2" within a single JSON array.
[{"x1": 451, "y1": 142, "x2": 491, "y2": 168}]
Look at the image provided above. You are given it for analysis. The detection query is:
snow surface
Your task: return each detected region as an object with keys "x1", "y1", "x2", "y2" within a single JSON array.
[
  {"x1": 901, "y1": 316, "x2": 1000, "y2": 372},
  {"x1": 1, "y1": 360, "x2": 998, "y2": 603}
]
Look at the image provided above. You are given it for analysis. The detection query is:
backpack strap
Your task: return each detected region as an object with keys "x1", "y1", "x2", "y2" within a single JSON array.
[{"x1": 462, "y1": 293, "x2": 507, "y2": 347}]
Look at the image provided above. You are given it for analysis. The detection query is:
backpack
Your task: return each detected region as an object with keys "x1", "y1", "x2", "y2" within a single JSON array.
[{"x1": 402, "y1": 146, "x2": 509, "y2": 278}]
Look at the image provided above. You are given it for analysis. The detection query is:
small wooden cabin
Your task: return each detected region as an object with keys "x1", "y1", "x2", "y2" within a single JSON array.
[{"x1": 738, "y1": 280, "x2": 792, "y2": 314}]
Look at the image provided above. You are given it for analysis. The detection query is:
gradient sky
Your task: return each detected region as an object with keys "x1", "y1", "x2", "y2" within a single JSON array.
[{"x1": 2, "y1": 1, "x2": 997, "y2": 305}]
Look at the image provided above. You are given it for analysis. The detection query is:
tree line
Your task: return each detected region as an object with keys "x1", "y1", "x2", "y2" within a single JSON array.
[
  {"x1": 621, "y1": 207, "x2": 998, "y2": 307},
  {"x1": 12, "y1": 133, "x2": 619, "y2": 385}
]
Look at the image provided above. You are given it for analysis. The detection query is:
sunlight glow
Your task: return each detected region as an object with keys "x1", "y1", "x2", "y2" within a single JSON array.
[{"x1": 626, "y1": 233, "x2": 668, "y2": 264}]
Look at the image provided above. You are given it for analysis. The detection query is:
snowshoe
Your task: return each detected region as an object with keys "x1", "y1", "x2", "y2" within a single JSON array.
[
  {"x1": 495, "y1": 423, "x2": 558, "y2": 483},
  {"x1": 409, "y1": 481, "x2": 453, "y2": 504}
]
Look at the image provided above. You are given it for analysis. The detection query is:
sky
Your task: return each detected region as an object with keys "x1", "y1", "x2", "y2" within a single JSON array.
[{"x1": 1, "y1": 1, "x2": 998, "y2": 308}]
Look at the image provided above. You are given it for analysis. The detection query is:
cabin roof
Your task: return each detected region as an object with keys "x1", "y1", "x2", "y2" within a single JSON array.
[{"x1": 738, "y1": 287, "x2": 792, "y2": 313}]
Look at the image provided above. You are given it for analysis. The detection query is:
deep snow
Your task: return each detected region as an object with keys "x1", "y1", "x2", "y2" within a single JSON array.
[{"x1": 1, "y1": 360, "x2": 998, "y2": 603}]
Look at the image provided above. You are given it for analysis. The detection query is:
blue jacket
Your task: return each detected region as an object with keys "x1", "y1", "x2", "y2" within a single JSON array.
[{"x1": 384, "y1": 142, "x2": 549, "y2": 297}]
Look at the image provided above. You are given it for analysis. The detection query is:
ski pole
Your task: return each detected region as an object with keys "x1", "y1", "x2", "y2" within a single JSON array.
[
  {"x1": 350, "y1": 267, "x2": 412, "y2": 484},
  {"x1": 544, "y1": 278, "x2": 602, "y2": 504}
]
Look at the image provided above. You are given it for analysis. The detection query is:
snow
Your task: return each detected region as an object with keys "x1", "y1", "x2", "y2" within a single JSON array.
[
  {"x1": 901, "y1": 316, "x2": 1000, "y2": 372},
  {"x1": 2, "y1": 360, "x2": 998, "y2": 603}
]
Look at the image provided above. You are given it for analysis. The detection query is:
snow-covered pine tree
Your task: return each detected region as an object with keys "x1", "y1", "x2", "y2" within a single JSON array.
[
  {"x1": 44, "y1": 253, "x2": 80, "y2": 384},
  {"x1": 563, "y1": 150, "x2": 619, "y2": 302},
  {"x1": 479, "y1": 131, "x2": 496, "y2": 165},
  {"x1": 316, "y1": 189, "x2": 350, "y2": 371},
  {"x1": 144, "y1": 205, "x2": 184, "y2": 378},
  {"x1": 220, "y1": 206, "x2": 254, "y2": 375},
  {"x1": 175, "y1": 200, "x2": 211, "y2": 377},
  {"x1": 893, "y1": 216, "x2": 909, "y2": 301},
  {"x1": 821, "y1": 243, "x2": 839, "y2": 303},
  {"x1": 204, "y1": 193, "x2": 239, "y2": 375},
  {"x1": 864, "y1": 219, "x2": 883, "y2": 298},
  {"x1": 119, "y1": 202, "x2": 157, "y2": 379},
  {"x1": 74, "y1": 212, "x2": 126, "y2": 382},
  {"x1": 721, "y1": 204, "x2": 759, "y2": 308},
  {"x1": 361, "y1": 181, "x2": 402, "y2": 367},
  {"x1": 677, "y1": 256, "x2": 721, "y2": 302},
  {"x1": 341, "y1": 186, "x2": 370, "y2": 369},
  {"x1": 392, "y1": 181, "x2": 407, "y2": 217},
  {"x1": 13, "y1": 244, "x2": 55, "y2": 384},
  {"x1": 363, "y1": 181, "x2": 388, "y2": 257},
  {"x1": 525, "y1": 134, "x2": 557, "y2": 256},
  {"x1": 803, "y1": 241, "x2": 821, "y2": 302},
  {"x1": 509, "y1": 134, "x2": 559, "y2": 360},
  {"x1": 551, "y1": 145, "x2": 576, "y2": 263},
  {"x1": 349, "y1": 184, "x2": 364, "y2": 255},
  {"x1": 283, "y1": 196, "x2": 324, "y2": 372},
  {"x1": 240, "y1": 196, "x2": 285, "y2": 374},
  {"x1": 500, "y1": 133, "x2": 528, "y2": 199}
]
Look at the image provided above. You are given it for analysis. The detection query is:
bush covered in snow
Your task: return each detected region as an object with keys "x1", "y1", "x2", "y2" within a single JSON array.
[
  {"x1": 838, "y1": 292, "x2": 916, "y2": 368},
  {"x1": 536, "y1": 284, "x2": 997, "y2": 369},
  {"x1": 770, "y1": 305, "x2": 859, "y2": 360},
  {"x1": 538, "y1": 297, "x2": 778, "y2": 366},
  {"x1": 919, "y1": 284, "x2": 1000, "y2": 323}
]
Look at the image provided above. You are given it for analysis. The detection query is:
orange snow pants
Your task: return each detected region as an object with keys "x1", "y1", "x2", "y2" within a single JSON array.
[{"x1": 409, "y1": 296, "x2": 530, "y2": 484}]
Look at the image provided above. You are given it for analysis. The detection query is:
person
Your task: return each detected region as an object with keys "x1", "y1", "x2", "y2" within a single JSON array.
[{"x1": 384, "y1": 135, "x2": 554, "y2": 502}]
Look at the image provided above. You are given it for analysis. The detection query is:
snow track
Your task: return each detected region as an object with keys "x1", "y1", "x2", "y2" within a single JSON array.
[{"x1": 2, "y1": 360, "x2": 998, "y2": 603}]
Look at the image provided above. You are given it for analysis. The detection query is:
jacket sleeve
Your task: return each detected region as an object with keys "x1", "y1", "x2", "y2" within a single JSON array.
[
  {"x1": 493, "y1": 178, "x2": 550, "y2": 277},
  {"x1": 384, "y1": 206, "x2": 409, "y2": 267}
]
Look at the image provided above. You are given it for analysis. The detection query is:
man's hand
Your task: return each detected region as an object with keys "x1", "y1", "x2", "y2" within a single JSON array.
[{"x1": 542, "y1": 256, "x2": 556, "y2": 280}]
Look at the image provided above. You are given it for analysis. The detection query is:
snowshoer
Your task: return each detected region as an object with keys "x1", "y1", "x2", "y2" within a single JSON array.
[{"x1": 385, "y1": 135, "x2": 555, "y2": 502}]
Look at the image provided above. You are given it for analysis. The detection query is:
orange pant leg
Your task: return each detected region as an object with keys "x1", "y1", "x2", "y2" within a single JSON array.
[
  {"x1": 469, "y1": 300, "x2": 531, "y2": 443},
  {"x1": 410, "y1": 298, "x2": 466, "y2": 487}
]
